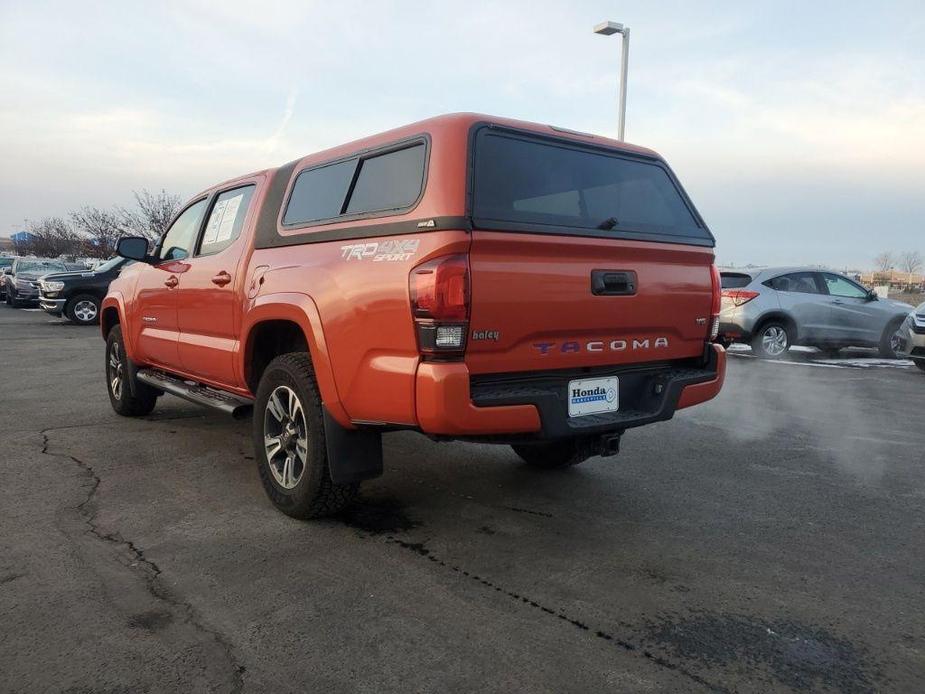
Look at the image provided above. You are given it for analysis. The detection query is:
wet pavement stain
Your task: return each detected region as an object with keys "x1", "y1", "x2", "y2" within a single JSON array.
[
  {"x1": 126, "y1": 609, "x2": 174, "y2": 632},
  {"x1": 337, "y1": 496, "x2": 421, "y2": 535},
  {"x1": 643, "y1": 612, "x2": 885, "y2": 693}
]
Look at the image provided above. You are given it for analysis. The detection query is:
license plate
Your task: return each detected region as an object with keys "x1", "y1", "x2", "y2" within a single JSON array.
[{"x1": 567, "y1": 377, "x2": 619, "y2": 417}]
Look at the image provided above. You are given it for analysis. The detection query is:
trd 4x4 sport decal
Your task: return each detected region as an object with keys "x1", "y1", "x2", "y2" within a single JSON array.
[{"x1": 340, "y1": 239, "x2": 420, "y2": 262}]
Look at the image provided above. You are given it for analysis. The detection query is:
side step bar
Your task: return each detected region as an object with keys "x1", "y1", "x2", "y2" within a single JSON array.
[{"x1": 136, "y1": 369, "x2": 254, "y2": 419}]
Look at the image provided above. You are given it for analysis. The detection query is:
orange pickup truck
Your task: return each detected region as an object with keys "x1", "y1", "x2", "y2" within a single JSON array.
[{"x1": 102, "y1": 113, "x2": 726, "y2": 519}]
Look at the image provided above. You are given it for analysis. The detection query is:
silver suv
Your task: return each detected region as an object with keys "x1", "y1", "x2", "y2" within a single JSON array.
[{"x1": 718, "y1": 267, "x2": 913, "y2": 358}]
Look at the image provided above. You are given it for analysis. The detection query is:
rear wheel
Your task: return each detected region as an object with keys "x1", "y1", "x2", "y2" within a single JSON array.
[
  {"x1": 752, "y1": 322, "x2": 791, "y2": 359},
  {"x1": 512, "y1": 439, "x2": 587, "y2": 469},
  {"x1": 106, "y1": 324, "x2": 158, "y2": 416},
  {"x1": 67, "y1": 294, "x2": 100, "y2": 325},
  {"x1": 880, "y1": 319, "x2": 905, "y2": 359},
  {"x1": 253, "y1": 353, "x2": 357, "y2": 519}
]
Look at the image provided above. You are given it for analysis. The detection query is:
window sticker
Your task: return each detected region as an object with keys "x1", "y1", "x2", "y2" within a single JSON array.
[
  {"x1": 215, "y1": 194, "x2": 243, "y2": 242},
  {"x1": 202, "y1": 199, "x2": 228, "y2": 246}
]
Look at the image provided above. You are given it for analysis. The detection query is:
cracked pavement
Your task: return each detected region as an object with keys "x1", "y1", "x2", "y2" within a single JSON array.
[{"x1": 1, "y1": 305, "x2": 924, "y2": 692}]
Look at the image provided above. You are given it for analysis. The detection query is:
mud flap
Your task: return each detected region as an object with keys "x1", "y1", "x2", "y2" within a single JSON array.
[{"x1": 323, "y1": 409, "x2": 383, "y2": 484}]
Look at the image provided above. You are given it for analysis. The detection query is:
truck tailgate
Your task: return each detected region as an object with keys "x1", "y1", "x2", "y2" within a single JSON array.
[{"x1": 465, "y1": 231, "x2": 714, "y2": 375}]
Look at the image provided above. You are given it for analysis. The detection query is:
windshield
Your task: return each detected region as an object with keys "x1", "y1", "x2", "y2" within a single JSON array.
[
  {"x1": 17, "y1": 260, "x2": 68, "y2": 273},
  {"x1": 0, "y1": 258, "x2": 13, "y2": 268},
  {"x1": 471, "y1": 129, "x2": 711, "y2": 243}
]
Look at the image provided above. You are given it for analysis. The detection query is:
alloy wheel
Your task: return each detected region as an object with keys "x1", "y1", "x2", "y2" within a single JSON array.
[
  {"x1": 762, "y1": 326, "x2": 788, "y2": 356},
  {"x1": 108, "y1": 340, "x2": 123, "y2": 399},
  {"x1": 74, "y1": 300, "x2": 98, "y2": 323},
  {"x1": 263, "y1": 385, "x2": 308, "y2": 489}
]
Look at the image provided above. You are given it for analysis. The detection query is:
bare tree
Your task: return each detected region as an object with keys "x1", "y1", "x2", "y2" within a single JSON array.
[
  {"x1": 71, "y1": 207, "x2": 125, "y2": 258},
  {"x1": 899, "y1": 250, "x2": 923, "y2": 275},
  {"x1": 873, "y1": 252, "x2": 894, "y2": 273},
  {"x1": 19, "y1": 217, "x2": 84, "y2": 258},
  {"x1": 118, "y1": 189, "x2": 181, "y2": 243}
]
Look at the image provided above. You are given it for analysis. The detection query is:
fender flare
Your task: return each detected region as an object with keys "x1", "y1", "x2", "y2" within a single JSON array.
[
  {"x1": 239, "y1": 293, "x2": 351, "y2": 428},
  {"x1": 100, "y1": 293, "x2": 131, "y2": 349}
]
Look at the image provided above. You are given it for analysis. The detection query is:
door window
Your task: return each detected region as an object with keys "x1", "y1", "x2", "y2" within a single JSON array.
[
  {"x1": 822, "y1": 273, "x2": 868, "y2": 299},
  {"x1": 766, "y1": 272, "x2": 821, "y2": 294},
  {"x1": 198, "y1": 185, "x2": 255, "y2": 256},
  {"x1": 158, "y1": 199, "x2": 207, "y2": 261}
]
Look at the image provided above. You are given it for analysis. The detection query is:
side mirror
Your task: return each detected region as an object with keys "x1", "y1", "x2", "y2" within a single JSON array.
[
  {"x1": 117, "y1": 236, "x2": 150, "y2": 262},
  {"x1": 867, "y1": 290, "x2": 879, "y2": 302},
  {"x1": 2, "y1": 268, "x2": 11, "y2": 275}
]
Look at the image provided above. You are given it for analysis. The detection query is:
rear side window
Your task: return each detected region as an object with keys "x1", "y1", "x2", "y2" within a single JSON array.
[
  {"x1": 471, "y1": 130, "x2": 710, "y2": 243},
  {"x1": 282, "y1": 142, "x2": 426, "y2": 227},
  {"x1": 199, "y1": 185, "x2": 255, "y2": 256},
  {"x1": 346, "y1": 145, "x2": 426, "y2": 215},
  {"x1": 721, "y1": 272, "x2": 752, "y2": 289},
  {"x1": 765, "y1": 272, "x2": 821, "y2": 294},
  {"x1": 282, "y1": 161, "x2": 355, "y2": 225}
]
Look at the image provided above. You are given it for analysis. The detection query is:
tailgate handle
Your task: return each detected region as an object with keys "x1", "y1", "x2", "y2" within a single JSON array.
[{"x1": 591, "y1": 270, "x2": 636, "y2": 296}]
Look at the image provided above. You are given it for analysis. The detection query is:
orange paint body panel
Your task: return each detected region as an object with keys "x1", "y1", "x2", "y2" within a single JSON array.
[{"x1": 104, "y1": 112, "x2": 724, "y2": 444}]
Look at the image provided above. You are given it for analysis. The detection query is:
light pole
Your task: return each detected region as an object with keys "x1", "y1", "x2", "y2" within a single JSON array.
[{"x1": 593, "y1": 20, "x2": 630, "y2": 141}]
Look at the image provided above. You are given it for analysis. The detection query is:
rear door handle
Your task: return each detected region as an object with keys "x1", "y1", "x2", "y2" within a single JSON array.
[
  {"x1": 164, "y1": 275, "x2": 178, "y2": 289},
  {"x1": 211, "y1": 271, "x2": 232, "y2": 286},
  {"x1": 591, "y1": 269, "x2": 637, "y2": 296}
]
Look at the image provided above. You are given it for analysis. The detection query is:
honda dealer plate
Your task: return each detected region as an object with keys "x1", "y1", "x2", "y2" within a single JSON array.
[{"x1": 567, "y1": 377, "x2": 619, "y2": 417}]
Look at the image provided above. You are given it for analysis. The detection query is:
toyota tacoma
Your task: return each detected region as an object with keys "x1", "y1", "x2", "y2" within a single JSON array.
[{"x1": 102, "y1": 113, "x2": 726, "y2": 519}]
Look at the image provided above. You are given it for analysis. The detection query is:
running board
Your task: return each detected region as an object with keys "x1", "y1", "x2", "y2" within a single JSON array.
[{"x1": 136, "y1": 369, "x2": 254, "y2": 419}]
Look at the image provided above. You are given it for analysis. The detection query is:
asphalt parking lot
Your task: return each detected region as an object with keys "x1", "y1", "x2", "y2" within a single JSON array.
[{"x1": 1, "y1": 304, "x2": 923, "y2": 693}]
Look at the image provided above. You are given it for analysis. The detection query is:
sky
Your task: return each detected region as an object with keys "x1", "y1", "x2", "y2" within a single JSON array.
[{"x1": 1, "y1": 0, "x2": 923, "y2": 269}]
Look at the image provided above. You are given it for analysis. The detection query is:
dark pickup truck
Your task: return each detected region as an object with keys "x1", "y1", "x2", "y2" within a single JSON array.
[{"x1": 40, "y1": 257, "x2": 134, "y2": 325}]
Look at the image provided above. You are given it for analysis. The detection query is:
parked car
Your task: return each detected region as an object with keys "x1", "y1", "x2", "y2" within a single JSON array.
[
  {"x1": 39, "y1": 256, "x2": 135, "y2": 325},
  {"x1": 0, "y1": 257, "x2": 15, "y2": 299},
  {"x1": 102, "y1": 112, "x2": 726, "y2": 519},
  {"x1": 718, "y1": 267, "x2": 913, "y2": 358},
  {"x1": 3, "y1": 258, "x2": 71, "y2": 307},
  {"x1": 892, "y1": 303, "x2": 925, "y2": 372}
]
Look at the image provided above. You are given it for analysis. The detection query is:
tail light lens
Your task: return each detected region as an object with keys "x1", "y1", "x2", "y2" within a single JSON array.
[
  {"x1": 721, "y1": 289, "x2": 760, "y2": 307},
  {"x1": 410, "y1": 254, "x2": 469, "y2": 355},
  {"x1": 710, "y1": 264, "x2": 722, "y2": 341}
]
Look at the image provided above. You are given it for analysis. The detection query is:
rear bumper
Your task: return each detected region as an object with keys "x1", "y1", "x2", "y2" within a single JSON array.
[{"x1": 415, "y1": 345, "x2": 725, "y2": 439}]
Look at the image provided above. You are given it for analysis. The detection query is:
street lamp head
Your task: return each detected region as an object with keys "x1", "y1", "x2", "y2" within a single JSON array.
[{"x1": 593, "y1": 21, "x2": 624, "y2": 36}]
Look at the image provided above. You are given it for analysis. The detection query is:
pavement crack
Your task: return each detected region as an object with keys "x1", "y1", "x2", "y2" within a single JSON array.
[
  {"x1": 385, "y1": 536, "x2": 725, "y2": 693},
  {"x1": 39, "y1": 428, "x2": 246, "y2": 693}
]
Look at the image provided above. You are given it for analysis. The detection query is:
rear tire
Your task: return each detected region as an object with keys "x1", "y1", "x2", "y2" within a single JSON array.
[
  {"x1": 751, "y1": 321, "x2": 792, "y2": 359},
  {"x1": 512, "y1": 439, "x2": 587, "y2": 469},
  {"x1": 106, "y1": 324, "x2": 158, "y2": 416},
  {"x1": 66, "y1": 294, "x2": 100, "y2": 325},
  {"x1": 879, "y1": 319, "x2": 905, "y2": 359},
  {"x1": 253, "y1": 353, "x2": 358, "y2": 519}
]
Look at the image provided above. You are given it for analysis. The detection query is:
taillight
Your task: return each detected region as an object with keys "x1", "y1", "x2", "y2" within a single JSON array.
[
  {"x1": 710, "y1": 264, "x2": 722, "y2": 341},
  {"x1": 721, "y1": 289, "x2": 760, "y2": 307},
  {"x1": 409, "y1": 254, "x2": 469, "y2": 355}
]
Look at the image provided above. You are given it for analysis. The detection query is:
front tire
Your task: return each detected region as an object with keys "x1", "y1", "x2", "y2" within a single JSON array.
[
  {"x1": 106, "y1": 324, "x2": 158, "y2": 416},
  {"x1": 512, "y1": 439, "x2": 587, "y2": 469},
  {"x1": 67, "y1": 294, "x2": 100, "y2": 325},
  {"x1": 253, "y1": 353, "x2": 357, "y2": 519},
  {"x1": 752, "y1": 322, "x2": 791, "y2": 359},
  {"x1": 914, "y1": 360, "x2": 925, "y2": 373}
]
